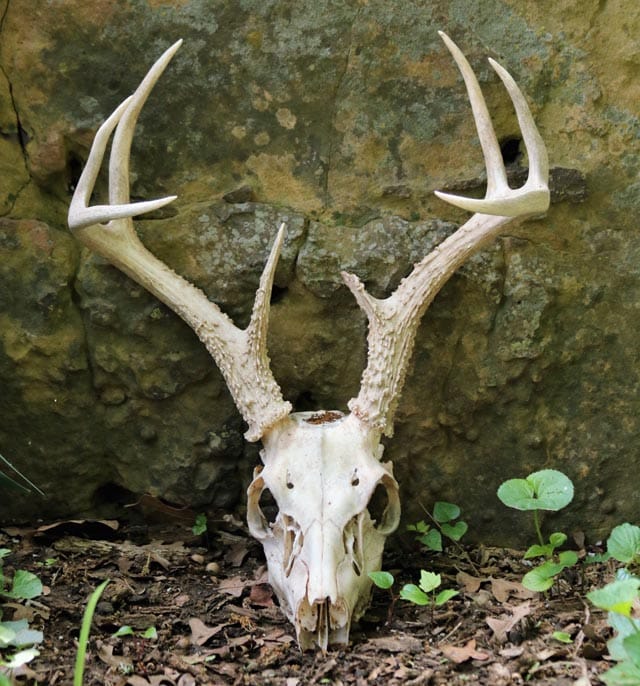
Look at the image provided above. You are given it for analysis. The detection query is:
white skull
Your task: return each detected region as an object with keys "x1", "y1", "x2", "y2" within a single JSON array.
[{"x1": 247, "y1": 411, "x2": 400, "y2": 650}]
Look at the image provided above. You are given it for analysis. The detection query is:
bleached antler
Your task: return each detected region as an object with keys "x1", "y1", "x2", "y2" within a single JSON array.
[
  {"x1": 344, "y1": 31, "x2": 550, "y2": 436},
  {"x1": 68, "y1": 40, "x2": 292, "y2": 441}
]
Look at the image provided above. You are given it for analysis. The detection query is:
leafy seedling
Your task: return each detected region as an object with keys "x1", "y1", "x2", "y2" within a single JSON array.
[
  {"x1": 399, "y1": 570, "x2": 459, "y2": 607},
  {"x1": 408, "y1": 501, "x2": 468, "y2": 553},
  {"x1": 587, "y1": 576, "x2": 640, "y2": 686},
  {"x1": 497, "y1": 469, "x2": 574, "y2": 548},
  {"x1": 498, "y1": 470, "x2": 576, "y2": 592},
  {"x1": 192, "y1": 513, "x2": 208, "y2": 537},
  {"x1": 113, "y1": 625, "x2": 157, "y2": 640}
]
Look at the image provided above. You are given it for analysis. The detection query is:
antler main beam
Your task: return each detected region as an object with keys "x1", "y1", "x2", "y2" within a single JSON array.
[
  {"x1": 344, "y1": 31, "x2": 550, "y2": 437},
  {"x1": 68, "y1": 41, "x2": 292, "y2": 441}
]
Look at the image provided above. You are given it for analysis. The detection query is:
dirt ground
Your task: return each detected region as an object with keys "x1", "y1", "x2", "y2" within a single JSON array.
[{"x1": 0, "y1": 508, "x2": 616, "y2": 685}]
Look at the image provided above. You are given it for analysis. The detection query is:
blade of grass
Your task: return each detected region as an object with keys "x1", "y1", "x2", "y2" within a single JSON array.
[
  {"x1": 0, "y1": 454, "x2": 44, "y2": 496},
  {"x1": 74, "y1": 579, "x2": 109, "y2": 686}
]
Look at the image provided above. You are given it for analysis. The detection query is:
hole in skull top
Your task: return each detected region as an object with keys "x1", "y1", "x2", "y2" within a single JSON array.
[{"x1": 304, "y1": 411, "x2": 344, "y2": 425}]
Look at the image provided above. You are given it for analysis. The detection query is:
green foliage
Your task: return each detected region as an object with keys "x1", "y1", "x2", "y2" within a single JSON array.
[
  {"x1": 113, "y1": 625, "x2": 157, "y2": 640},
  {"x1": 192, "y1": 513, "x2": 208, "y2": 537},
  {"x1": 368, "y1": 571, "x2": 395, "y2": 590},
  {"x1": 497, "y1": 469, "x2": 574, "y2": 512},
  {"x1": 498, "y1": 470, "x2": 577, "y2": 593},
  {"x1": 74, "y1": 579, "x2": 110, "y2": 686},
  {"x1": 522, "y1": 551, "x2": 578, "y2": 592},
  {"x1": 399, "y1": 571, "x2": 458, "y2": 607},
  {"x1": 552, "y1": 631, "x2": 573, "y2": 644},
  {"x1": 587, "y1": 566, "x2": 640, "y2": 685},
  {"x1": 607, "y1": 524, "x2": 640, "y2": 567},
  {"x1": 407, "y1": 501, "x2": 468, "y2": 553},
  {"x1": 0, "y1": 454, "x2": 44, "y2": 496},
  {"x1": 0, "y1": 550, "x2": 43, "y2": 677}
]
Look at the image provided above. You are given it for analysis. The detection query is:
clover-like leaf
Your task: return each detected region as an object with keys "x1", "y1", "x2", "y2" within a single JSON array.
[
  {"x1": 497, "y1": 469, "x2": 574, "y2": 512},
  {"x1": 435, "y1": 589, "x2": 459, "y2": 606},
  {"x1": 607, "y1": 523, "x2": 640, "y2": 565},
  {"x1": 433, "y1": 502, "x2": 460, "y2": 523},
  {"x1": 442, "y1": 521, "x2": 468, "y2": 541},
  {"x1": 417, "y1": 529, "x2": 442, "y2": 552}
]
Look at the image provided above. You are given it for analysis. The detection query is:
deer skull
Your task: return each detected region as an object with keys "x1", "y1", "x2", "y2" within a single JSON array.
[{"x1": 68, "y1": 32, "x2": 549, "y2": 649}]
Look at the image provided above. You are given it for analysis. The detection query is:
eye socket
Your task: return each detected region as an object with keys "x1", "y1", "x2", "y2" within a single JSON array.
[
  {"x1": 367, "y1": 475, "x2": 401, "y2": 535},
  {"x1": 259, "y1": 487, "x2": 279, "y2": 525}
]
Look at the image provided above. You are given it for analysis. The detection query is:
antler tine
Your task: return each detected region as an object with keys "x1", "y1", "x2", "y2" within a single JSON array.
[
  {"x1": 68, "y1": 40, "x2": 182, "y2": 231},
  {"x1": 68, "y1": 42, "x2": 292, "y2": 442},
  {"x1": 346, "y1": 33, "x2": 550, "y2": 438},
  {"x1": 434, "y1": 32, "x2": 550, "y2": 217}
]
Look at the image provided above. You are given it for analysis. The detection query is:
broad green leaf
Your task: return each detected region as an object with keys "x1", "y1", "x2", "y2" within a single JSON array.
[
  {"x1": 2, "y1": 647, "x2": 39, "y2": 668},
  {"x1": 3, "y1": 570, "x2": 43, "y2": 600},
  {"x1": 524, "y1": 544, "x2": 551, "y2": 559},
  {"x1": 558, "y1": 550, "x2": 578, "y2": 566},
  {"x1": 368, "y1": 571, "x2": 395, "y2": 590},
  {"x1": 441, "y1": 521, "x2": 468, "y2": 541},
  {"x1": 0, "y1": 619, "x2": 42, "y2": 648},
  {"x1": 433, "y1": 502, "x2": 460, "y2": 523},
  {"x1": 498, "y1": 470, "x2": 574, "y2": 511},
  {"x1": 399, "y1": 584, "x2": 430, "y2": 605},
  {"x1": 522, "y1": 559, "x2": 566, "y2": 592},
  {"x1": 0, "y1": 624, "x2": 16, "y2": 648},
  {"x1": 140, "y1": 626, "x2": 157, "y2": 640},
  {"x1": 600, "y1": 660, "x2": 640, "y2": 686},
  {"x1": 113, "y1": 625, "x2": 135, "y2": 637},
  {"x1": 417, "y1": 529, "x2": 442, "y2": 552},
  {"x1": 623, "y1": 632, "x2": 640, "y2": 668},
  {"x1": 587, "y1": 578, "x2": 640, "y2": 617},
  {"x1": 549, "y1": 532, "x2": 568, "y2": 547},
  {"x1": 608, "y1": 523, "x2": 640, "y2": 565},
  {"x1": 192, "y1": 514, "x2": 208, "y2": 536},
  {"x1": 552, "y1": 631, "x2": 573, "y2": 643},
  {"x1": 0, "y1": 673, "x2": 11, "y2": 686},
  {"x1": 0, "y1": 550, "x2": 11, "y2": 560},
  {"x1": 435, "y1": 589, "x2": 458, "y2": 606},
  {"x1": 419, "y1": 571, "x2": 441, "y2": 594},
  {"x1": 607, "y1": 613, "x2": 640, "y2": 662}
]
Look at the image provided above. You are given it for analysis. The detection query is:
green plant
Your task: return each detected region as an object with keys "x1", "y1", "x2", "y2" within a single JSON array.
[
  {"x1": 74, "y1": 579, "x2": 110, "y2": 686},
  {"x1": 113, "y1": 625, "x2": 157, "y2": 640},
  {"x1": 497, "y1": 469, "x2": 576, "y2": 592},
  {"x1": 407, "y1": 501, "x2": 468, "y2": 553},
  {"x1": 587, "y1": 572, "x2": 640, "y2": 686},
  {"x1": 399, "y1": 570, "x2": 459, "y2": 607},
  {"x1": 192, "y1": 513, "x2": 208, "y2": 537},
  {"x1": 0, "y1": 454, "x2": 44, "y2": 496},
  {"x1": 607, "y1": 523, "x2": 640, "y2": 569},
  {"x1": 0, "y1": 549, "x2": 44, "y2": 680}
]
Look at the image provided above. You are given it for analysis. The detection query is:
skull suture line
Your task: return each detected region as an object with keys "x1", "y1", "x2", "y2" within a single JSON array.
[{"x1": 68, "y1": 32, "x2": 549, "y2": 650}]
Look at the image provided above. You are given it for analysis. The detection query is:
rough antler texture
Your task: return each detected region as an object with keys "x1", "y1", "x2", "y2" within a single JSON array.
[
  {"x1": 68, "y1": 32, "x2": 550, "y2": 650},
  {"x1": 344, "y1": 31, "x2": 550, "y2": 437},
  {"x1": 68, "y1": 40, "x2": 291, "y2": 442}
]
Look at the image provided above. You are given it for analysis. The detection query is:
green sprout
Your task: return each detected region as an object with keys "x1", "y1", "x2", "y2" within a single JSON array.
[
  {"x1": 498, "y1": 469, "x2": 576, "y2": 592},
  {"x1": 407, "y1": 501, "x2": 468, "y2": 553},
  {"x1": 399, "y1": 570, "x2": 458, "y2": 607}
]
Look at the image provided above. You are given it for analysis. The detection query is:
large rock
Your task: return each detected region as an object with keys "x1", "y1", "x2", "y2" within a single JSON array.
[{"x1": 0, "y1": 0, "x2": 638, "y2": 543}]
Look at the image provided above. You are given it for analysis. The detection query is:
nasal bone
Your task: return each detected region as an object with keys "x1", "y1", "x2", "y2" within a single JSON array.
[{"x1": 304, "y1": 522, "x2": 340, "y2": 605}]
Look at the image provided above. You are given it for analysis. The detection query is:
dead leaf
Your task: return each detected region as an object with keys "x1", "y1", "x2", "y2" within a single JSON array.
[
  {"x1": 490, "y1": 577, "x2": 535, "y2": 603},
  {"x1": 486, "y1": 601, "x2": 533, "y2": 643},
  {"x1": 249, "y1": 583, "x2": 275, "y2": 607},
  {"x1": 456, "y1": 571, "x2": 485, "y2": 594},
  {"x1": 440, "y1": 639, "x2": 490, "y2": 664},
  {"x1": 499, "y1": 645, "x2": 524, "y2": 658},
  {"x1": 218, "y1": 575, "x2": 247, "y2": 597},
  {"x1": 188, "y1": 617, "x2": 226, "y2": 646},
  {"x1": 225, "y1": 541, "x2": 251, "y2": 567},
  {"x1": 364, "y1": 635, "x2": 422, "y2": 653},
  {"x1": 97, "y1": 641, "x2": 133, "y2": 669}
]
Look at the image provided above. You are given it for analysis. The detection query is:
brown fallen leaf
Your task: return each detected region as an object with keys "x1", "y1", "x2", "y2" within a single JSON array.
[
  {"x1": 249, "y1": 583, "x2": 275, "y2": 608},
  {"x1": 486, "y1": 601, "x2": 533, "y2": 643},
  {"x1": 456, "y1": 571, "x2": 486, "y2": 594},
  {"x1": 364, "y1": 635, "x2": 422, "y2": 653},
  {"x1": 490, "y1": 577, "x2": 535, "y2": 603},
  {"x1": 188, "y1": 617, "x2": 226, "y2": 646},
  {"x1": 218, "y1": 575, "x2": 248, "y2": 598},
  {"x1": 97, "y1": 641, "x2": 133, "y2": 670},
  {"x1": 441, "y1": 638, "x2": 490, "y2": 664}
]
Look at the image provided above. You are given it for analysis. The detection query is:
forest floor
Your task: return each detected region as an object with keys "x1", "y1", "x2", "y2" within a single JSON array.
[{"x1": 0, "y1": 508, "x2": 618, "y2": 685}]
